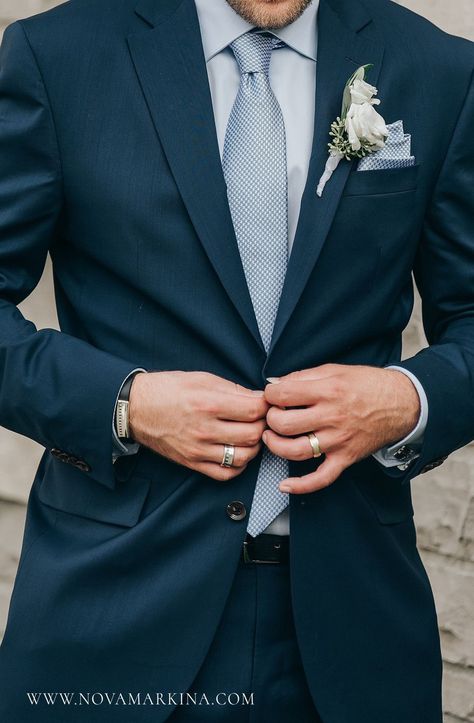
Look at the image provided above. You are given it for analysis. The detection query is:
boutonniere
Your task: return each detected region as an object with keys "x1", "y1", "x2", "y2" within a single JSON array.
[{"x1": 316, "y1": 64, "x2": 388, "y2": 197}]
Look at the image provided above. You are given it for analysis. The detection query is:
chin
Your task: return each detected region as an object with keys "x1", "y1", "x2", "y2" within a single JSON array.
[{"x1": 226, "y1": 0, "x2": 311, "y2": 30}]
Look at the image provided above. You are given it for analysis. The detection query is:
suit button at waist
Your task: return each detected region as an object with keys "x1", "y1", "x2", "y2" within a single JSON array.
[{"x1": 226, "y1": 501, "x2": 246, "y2": 521}]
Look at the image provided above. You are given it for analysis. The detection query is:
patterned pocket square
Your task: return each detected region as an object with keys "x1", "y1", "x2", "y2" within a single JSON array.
[{"x1": 357, "y1": 120, "x2": 416, "y2": 171}]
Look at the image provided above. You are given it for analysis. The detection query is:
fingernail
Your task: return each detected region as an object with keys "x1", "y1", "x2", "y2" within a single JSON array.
[
  {"x1": 280, "y1": 484, "x2": 292, "y2": 493},
  {"x1": 251, "y1": 390, "x2": 265, "y2": 396},
  {"x1": 266, "y1": 377, "x2": 281, "y2": 384},
  {"x1": 262, "y1": 431, "x2": 268, "y2": 444}
]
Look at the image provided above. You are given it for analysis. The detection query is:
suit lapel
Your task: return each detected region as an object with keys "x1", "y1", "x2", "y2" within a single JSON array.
[
  {"x1": 267, "y1": 0, "x2": 385, "y2": 356},
  {"x1": 128, "y1": 0, "x2": 264, "y2": 350},
  {"x1": 128, "y1": 0, "x2": 384, "y2": 358}
]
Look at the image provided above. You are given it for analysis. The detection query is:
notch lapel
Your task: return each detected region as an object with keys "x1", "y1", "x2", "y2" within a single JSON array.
[
  {"x1": 128, "y1": 0, "x2": 264, "y2": 350},
  {"x1": 267, "y1": 0, "x2": 385, "y2": 357}
]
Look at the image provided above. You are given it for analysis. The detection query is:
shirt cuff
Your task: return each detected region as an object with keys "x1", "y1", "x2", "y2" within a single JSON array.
[
  {"x1": 112, "y1": 368, "x2": 146, "y2": 464},
  {"x1": 372, "y1": 366, "x2": 429, "y2": 470}
]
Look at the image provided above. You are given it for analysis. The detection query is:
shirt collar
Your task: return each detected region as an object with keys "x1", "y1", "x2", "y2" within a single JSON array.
[{"x1": 193, "y1": 0, "x2": 319, "y2": 63}]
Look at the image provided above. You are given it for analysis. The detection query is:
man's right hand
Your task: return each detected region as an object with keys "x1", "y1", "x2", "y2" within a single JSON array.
[{"x1": 128, "y1": 371, "x2": 268, "y2": 481}]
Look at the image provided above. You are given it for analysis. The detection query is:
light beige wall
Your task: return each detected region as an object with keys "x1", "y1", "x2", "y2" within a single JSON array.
[
  {"x1": 398, "y1": 0, "x2": 474, "y2": 38},
  {"x1": 0, "y1": 2, "x2": 473, "y2": 721}
]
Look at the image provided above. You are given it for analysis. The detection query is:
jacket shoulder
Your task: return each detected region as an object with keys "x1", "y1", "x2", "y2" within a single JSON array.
[
  {"x1": 363, "y1": 0, "x2": 474, "y2": 74},
  {"x1": 16, "y1": 0, "x2": 137, "y2": 40},
  {"x1": 3, "y1": 0, "x2": 141, "y2": 72}
]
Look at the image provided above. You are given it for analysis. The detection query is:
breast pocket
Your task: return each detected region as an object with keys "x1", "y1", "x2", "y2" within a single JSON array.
[
  {"x1": 329, "y1": 163, "x2": 421, "y2": 274},
  {"x1": 343, "y1": 164, "x2": 420, "y2": 197}
]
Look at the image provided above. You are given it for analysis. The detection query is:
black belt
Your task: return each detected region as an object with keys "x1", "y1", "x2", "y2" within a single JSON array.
[{"x1": 241, "y1": 533, "x2": 289, "y2": 565}]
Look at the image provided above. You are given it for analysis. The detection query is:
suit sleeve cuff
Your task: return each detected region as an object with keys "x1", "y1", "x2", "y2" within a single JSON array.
[
  {"x1": 372, "y1": 366, "x2": 428, "y2": 470},
  {"x1": 112, "y1": 368, "x2": 146, "y2": 463}
]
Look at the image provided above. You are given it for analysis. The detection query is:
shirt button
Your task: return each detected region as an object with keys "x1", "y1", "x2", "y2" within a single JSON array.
[{"x1": 226, "y1": 501, "x2": 246, "y2": 521}]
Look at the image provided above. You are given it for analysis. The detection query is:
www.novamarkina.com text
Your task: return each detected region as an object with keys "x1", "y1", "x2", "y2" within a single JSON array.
[{"x1": 27, "y1": 692, "x2": 255, "y2": 707}]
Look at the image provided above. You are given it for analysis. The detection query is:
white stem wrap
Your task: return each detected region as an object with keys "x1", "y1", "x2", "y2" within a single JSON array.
[{"x1": 316, "y1": 152, "x2": 344, "y2": 197}]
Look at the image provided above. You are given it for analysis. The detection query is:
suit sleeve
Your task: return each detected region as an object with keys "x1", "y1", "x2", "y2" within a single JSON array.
[
  {"x1": 396, "y1": 68, "x2": 474, "y2": 479},
  {"x1": 0, "y1": 22, "x2": 139, "y2": 490}
]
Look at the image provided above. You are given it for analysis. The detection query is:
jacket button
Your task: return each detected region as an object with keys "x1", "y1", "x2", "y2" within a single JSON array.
[
  {"x1": 51, "y1": 448, "x2": 68, "y2": 462},
  {"x1": 421, "y1": 455, "x2": 448, "y2": 474},
  {"x1": 226, "y1": 501, "x2": 246, "y2": 521},
  {"x1": 75, "y1": 460, "x2": 92, "y2": 473}
]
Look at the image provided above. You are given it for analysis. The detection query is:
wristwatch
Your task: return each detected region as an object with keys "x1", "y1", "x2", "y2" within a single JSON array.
[{"x1": 115, "y1": 371, "x2": 144, "y2": 442}]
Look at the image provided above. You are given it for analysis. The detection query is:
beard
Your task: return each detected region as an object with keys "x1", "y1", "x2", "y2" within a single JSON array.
[{"x1": 225, "y1": 0, "x2": 315, "y2": 30}]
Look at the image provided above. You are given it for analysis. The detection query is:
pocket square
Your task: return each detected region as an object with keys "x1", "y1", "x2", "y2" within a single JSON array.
[{"x1": 357, "y1": 120, "x2": 416, "y2": 171}]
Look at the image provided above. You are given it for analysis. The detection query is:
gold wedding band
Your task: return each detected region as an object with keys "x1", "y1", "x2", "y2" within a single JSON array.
[
  {"x1": 307, "y1": 432, "x2": 322, "y2": 458},
  {"x1": 221, "y1": 444, "x2": 235, "y2": 468}
]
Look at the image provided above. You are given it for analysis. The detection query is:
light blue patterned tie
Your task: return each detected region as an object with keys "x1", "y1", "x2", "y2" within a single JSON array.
[{"x1": 222, "y1": 31, "x2": 289, "y2": 537}]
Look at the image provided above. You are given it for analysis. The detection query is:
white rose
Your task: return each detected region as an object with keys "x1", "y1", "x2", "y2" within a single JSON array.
[
  {"x1": 349, "y1": 78, "x2": 380, "y2": 106},
  {"x1": 345, "y1": 102, "x2": 388, "y2": 152}
]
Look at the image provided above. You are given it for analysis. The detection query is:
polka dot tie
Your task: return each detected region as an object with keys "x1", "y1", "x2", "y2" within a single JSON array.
[{"x1": 222, "y1": 31, "x2": 290, "y2": 537}]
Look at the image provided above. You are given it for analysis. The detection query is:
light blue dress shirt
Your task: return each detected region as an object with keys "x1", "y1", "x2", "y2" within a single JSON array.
[{"x1": 113, "y1": 0, "x2": 428, "y2": 535}]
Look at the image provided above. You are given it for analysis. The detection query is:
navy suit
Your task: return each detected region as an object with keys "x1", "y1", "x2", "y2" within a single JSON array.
[{"x1": 0, "y1": 0, "x2": 473, "y2": 720}]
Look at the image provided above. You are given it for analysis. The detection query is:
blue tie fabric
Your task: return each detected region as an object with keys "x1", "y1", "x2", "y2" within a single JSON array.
[{"x1": 222, "y1": 31, "x2": 290, "y2": 537}]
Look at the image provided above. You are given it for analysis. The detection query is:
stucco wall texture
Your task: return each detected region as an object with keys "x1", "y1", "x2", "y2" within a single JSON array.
[{"x1": 0, "y1": 1, "x2": 473, "y2": 721}]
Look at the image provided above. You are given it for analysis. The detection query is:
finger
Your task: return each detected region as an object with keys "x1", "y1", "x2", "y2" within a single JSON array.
[
  {"x1": 266, "y1": 405, "x2": 319, "y2": 436},
  {"x1": 207, "y1": 419, "x2": 266, "y2": 447},
  {"x1": 206, "y1": 443, "x2": 261, "y2": 468},
  {"x1": 215, "y1": 391, "x2": 269, "y2": 422},
  {"x1": 278, "y1": 454, "x2": 346, "y2": 495},
  {"x1": 263, "y1": 429, "x2": 325, "y2": 461},
  {"x1": 211, "y1": 375, "x2": 268, "y2": 401},
  {"x1": 264, "y1": 380, "x2": 319, "y2": 407},
  {"x1": 270, "y1": 364, "x2": 344, "y2": 385},
  {"x1": 195, "y1": 461, "x2": 248, "y2": 482},
  {"x1": 196, "y1": 372, "x2": 263, "y2": 397}
]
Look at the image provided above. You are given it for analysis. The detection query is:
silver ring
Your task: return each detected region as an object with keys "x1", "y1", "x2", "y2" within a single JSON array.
[
  {"x1": 307, "y1": 432, "x2": 322, "y2": 458},
  {"x1": 221, "y1": 444, "x2": 235, "y2": 468}
]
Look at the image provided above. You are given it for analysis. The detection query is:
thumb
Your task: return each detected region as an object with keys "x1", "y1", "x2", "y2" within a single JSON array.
[{"x1": 280, "y1": 454, "x2": 346, "y2": 494}]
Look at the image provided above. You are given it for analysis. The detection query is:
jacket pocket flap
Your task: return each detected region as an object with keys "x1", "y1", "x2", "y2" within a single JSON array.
[{"x1": 39, "y1": 456, "x2": 150, "y2": 527}]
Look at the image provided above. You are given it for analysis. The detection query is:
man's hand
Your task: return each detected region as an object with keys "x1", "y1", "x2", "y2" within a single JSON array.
[
  {"x1": 263, "y1": 364, "x2": 420, "y2": 494},
  {"x1": 129, "y1": 371, "x2": 268, "y2": 481}
]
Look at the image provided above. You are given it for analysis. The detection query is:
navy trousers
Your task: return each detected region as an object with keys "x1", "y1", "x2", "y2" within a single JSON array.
[{"x1": 171, "y1": 556, "x2": 322, "y2": 723}]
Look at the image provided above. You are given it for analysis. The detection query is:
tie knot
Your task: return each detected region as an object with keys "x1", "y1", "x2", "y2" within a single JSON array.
[{"x1": 230, "y1": 31, "x2": 283, "y2": 76}]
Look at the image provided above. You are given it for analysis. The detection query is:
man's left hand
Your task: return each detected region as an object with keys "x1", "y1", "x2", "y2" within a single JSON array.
[{"x1": 263, "y1": 364, "x2": 420, "y2": 494}]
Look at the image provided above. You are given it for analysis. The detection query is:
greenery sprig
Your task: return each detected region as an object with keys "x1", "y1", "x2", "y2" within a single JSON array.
[{"x1": 328, "y1": 117, "x2": 375, "y2": 161}]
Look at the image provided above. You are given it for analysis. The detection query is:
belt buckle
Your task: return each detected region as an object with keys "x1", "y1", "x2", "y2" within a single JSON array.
[{"x1": 243, "y1": 539, "x2": 281, "y2": 564}]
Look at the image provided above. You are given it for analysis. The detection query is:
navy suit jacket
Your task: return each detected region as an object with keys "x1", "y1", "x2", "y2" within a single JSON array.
[{"x1": 0, "y1": 0, "x2": 473, "y2": 721}]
